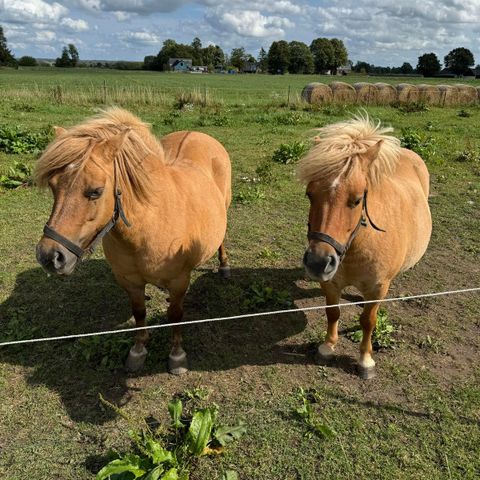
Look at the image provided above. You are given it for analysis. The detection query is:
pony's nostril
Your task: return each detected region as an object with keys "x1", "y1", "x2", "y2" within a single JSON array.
[
  {"x1": 53, "y1": 250, "x2": 66, "y2": 269},
  {"x1": 324, "y1": 255, "x2": 337, "y2": 274}
]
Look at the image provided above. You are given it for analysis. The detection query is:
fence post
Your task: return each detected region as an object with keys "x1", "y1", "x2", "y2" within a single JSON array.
[{"x1": 103, "y1": 79, "x2": 107, "y2": 104}]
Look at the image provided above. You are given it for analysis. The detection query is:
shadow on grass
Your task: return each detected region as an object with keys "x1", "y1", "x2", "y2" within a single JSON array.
[{"x1": 0, "y1": 259, "x2": 321, "y2": 424}]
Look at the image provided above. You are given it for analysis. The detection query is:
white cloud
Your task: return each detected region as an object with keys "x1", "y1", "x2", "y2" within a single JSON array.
[
  {"x1": 60, "y1": 17, "x2": 89, "y2": 31},
  {"x1": 2, "y1": 0, "x2": 68, "y2": 24},
  {"x1": 113, "y1": 11, "x2": 131, "y2": 21},
  {"x1": 120, "y1": 30, "x2": 162, "y2": 46},
  {"x1": 35, "y1": 30, "x2": 56, "y2": 42},
  {"x1": 207, "y1": 9, "x2": 294, "y2": 37}
]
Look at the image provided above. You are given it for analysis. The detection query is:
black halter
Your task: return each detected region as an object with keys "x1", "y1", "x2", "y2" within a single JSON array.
[
  {"x1": 307, "y1": 191, "x2": 384, "y2": 261},
  {"x1": 42, "y1": 162, "x2": 131, "y2": 260}
]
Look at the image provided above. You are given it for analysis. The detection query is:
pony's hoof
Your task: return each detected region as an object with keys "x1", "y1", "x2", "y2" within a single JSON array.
[
  {"x1": 219, "y1": 265, "x2": 231, "y2": 279},
  {"x1": 125, "y1": 345, "x2": 147, "y2": 372},
  {"x1": 168, "y1": 348, "x2": 188, "y2": 376},
  {"x1": 358, "y1": 365, "x2": 376, "y2": 380},
  {"x1": 315, "y1": 343, "x2": 335, "y2": 364}
]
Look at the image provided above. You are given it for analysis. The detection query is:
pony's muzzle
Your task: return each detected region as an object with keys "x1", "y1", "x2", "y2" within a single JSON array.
[
  {"x1": 303, "y1": 248, "x2": 339, "y2": 282},
  {"x1": 36, "y1": 240, "x2": 78, "y2": 276}
]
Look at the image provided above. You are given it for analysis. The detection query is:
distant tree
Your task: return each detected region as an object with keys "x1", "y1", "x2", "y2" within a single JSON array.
[
  {"x1": 18, "y1": 55, "x2": 37, "y2": 66},
  {"x1": 202, "y1": 44, "x2": 225, "y2": 70},
  {"x1": 143, "y1": 55, "x2": 156, "y2": 70},
  {"x1": 267, "y1": 40, "x2": 290, "y2": 74},
  {"x1": 417, "y1": 53, "x2": 441, "y2": 77},
  {"x1": 68, "y1": 44, "x2": 79, "y2": 67},
  {"x1": 288, "y1": 41, "x2": 314, "y2": 74},
  {"x1": 310, "y1": 38, "x2": 334, "y2": 73},
  {"x1": 329, "y1": 38, "x2": 348, "y2": 75},
  {"x1": 399, "y1": 62, "x2": 414, "y2": 74},
  {"x1": 55, "y1": 44, "x2": 79, "y2": 67},
  {"x1": 230, "y1": 47, "x2": 249, "y2": 71},
  {"x1": 444, "y1": 47, "x2": 475, "y2": 75},
  {"x1": 257, "y1": 47, "x2": 268, "y2": 72},
  {"x1": 191, "y1": 37, "x2": 203, "y2": 65},
  {"x1": 352, "y1": 61, "x2": 372, "y2": 73},
  {"x1": 152, "y1": 39, "x2": 195, "y2": 70},
  {"x1": 0, "y1": 25, "x2": 16, "y2": 66}
]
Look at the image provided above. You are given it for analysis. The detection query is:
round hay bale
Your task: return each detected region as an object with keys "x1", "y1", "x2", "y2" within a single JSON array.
[
  {"x1": 353, "y1": 83, "x2": 378, "y2": 104},
  {"x1": 374, "y1": 83, "x2": 397, "y2": 105},
  {"x1": 396, "y1": 84, "x2": 419, "y2": 103},
  {"x1": 330, "y1": 81, "x2": 356, "y2": 103},
  {"x1": 438, "y1": 85, "x2": 459, "y2": 106},
  {"x1": 301, "y1": 82, "x2": 333, "y2": 104},
  {"x1": 454, "y1": 84, "x2": 478, "y2": 105},
  {"x1": 417, "y1": 84, "x2": 441, "y2": 105}
]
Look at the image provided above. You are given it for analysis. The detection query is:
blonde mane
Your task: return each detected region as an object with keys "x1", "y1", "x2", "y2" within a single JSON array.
[
  {"x1": 297, "y1": 114, "x2": 401, "y2": 187},
  {"x1": 35, "y1": 107, "x2": 165, "y2": 203}
]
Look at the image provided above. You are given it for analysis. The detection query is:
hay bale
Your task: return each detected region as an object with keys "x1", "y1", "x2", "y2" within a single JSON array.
[
  {"x1": 330, "y1": 81, "x2": 356, "y2": 103},
  {"x1": 374, "y1": 83, "x2": 397, "y2": 105},
  {"x1": 301, "y1": 83, "x2": 333, "y2": 104},
  {"x1": 454, "y1": 84, "x2": 478, "y2": 105},
  {"x1": 417, "y1": 84, "x2": 441, "y2": 105},
  {"x1": 353, "y1": 83, "x2": 378, "y2": 104},
  {"x1": 396, "y1": 83, "x2": 419, "y2": 103},
  {"x1": 438, "y1": 85, "x2": 459, "y2": 106}
]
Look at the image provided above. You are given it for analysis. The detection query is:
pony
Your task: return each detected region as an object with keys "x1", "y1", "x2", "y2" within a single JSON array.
[
  {"x1": 297, "y1": 115, "x2": 431, "y2": 379},
  {"x1": 35, "y1": 108, "x2": 231, "y2": 374}
]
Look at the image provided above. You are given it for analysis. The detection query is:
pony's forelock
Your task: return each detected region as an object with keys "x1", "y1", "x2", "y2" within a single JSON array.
[
  {"x1": 297, "y1": 113, "x2": 401, "y2": 188},
  {"x1": 35, "y1": 107, "x2": 165, "y2": 203}
]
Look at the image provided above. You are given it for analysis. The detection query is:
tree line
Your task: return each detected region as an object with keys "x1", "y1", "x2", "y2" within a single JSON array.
[
  {"x1": 354, "y1": 48, "x2": 476, "y2": 77},
  {"x1": 143, "y1": 37, "x2": 348, "y2": 74}
]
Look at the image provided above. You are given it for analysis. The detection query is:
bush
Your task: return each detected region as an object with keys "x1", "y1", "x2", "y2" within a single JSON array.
[
  {"x1": 0, "y1": 125, "x2": 50, "y2": 154},
  {"x1": 18, "y1": 56, "x2": 38, "y2": 67},
  {"x1": 272, "y1": 141, "x2": 309, "y2": 164},
  {"x1": 400, "y1": 127, "x2": 436, "y2": 161},
  {"x1": 0, "y1": 161, "x2": 33, "y2": 189}
]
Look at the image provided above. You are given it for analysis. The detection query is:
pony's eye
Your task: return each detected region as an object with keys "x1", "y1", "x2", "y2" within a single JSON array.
[
  {"x1": 85, "y1": 187, "x2": 104, "y2": 199},
  {"x1": 354, "y1": 198, "x2": 362, "y2": 206},
  {"x1": 349, "y1": 197, "x2": 362, "y2": 208}
]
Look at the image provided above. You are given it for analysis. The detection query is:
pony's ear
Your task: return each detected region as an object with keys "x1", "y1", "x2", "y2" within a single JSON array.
[
  {"x1": 94, "y1": 129, "x2": 130, "y2": 162},
  {"x1": 53, "y1": 126, "x2": 67, "y2": 138},
  {"x1": 362, "y1": 140, "x2": 383, "y2": 167}
]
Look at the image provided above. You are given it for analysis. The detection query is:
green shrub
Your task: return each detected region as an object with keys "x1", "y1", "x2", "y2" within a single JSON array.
[
  {"x1": 272, "y1": 141, "x2": 309, "y2": 164},
  {"x1": 346, "y1": 309, "x2": 396, "y2": 349},
  {"x1": 400, "y1": 127, "x2": 436, "y2": 161},
  {"x1": 242, "y1": 281, "x2": 292, "y2": 311},
  {"x1": 0, "y1": 161, "x2": 33, "y2": 189},
  {"x1": 0, "y1": 125, "x2": 50, "y2": 154}
]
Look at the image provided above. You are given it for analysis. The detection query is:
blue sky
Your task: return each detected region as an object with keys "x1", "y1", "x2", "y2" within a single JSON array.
[{"x1": 1, "y1": 0, "x2": 480, "y2": 67}]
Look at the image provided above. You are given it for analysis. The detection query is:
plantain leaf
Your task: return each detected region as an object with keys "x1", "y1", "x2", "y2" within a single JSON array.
[
  {"x1": 145, "y1": 437, "x2": 175, "y2": 466},
  {"x1": 187, "y1": 408, "x2": 215, "y2": 456},
  {"x1": 95, "y1": 454, "x2": 147, "y2": 479},
  {"x1": 168, "y1": 399, "x2": 184, "y2": 429},
  {"x1": 160, "y1": 468, "x2": 179, "y2": 480},
  {"x1": 214, "y1": 421, "x2": 247, "y2": 447},
  {"x1": 222, "y1": 471, "x2": 239, "y2": 480}
]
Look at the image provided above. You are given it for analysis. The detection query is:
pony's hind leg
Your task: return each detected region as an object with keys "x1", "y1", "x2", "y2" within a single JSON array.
[
  {"x1": 167, "y1": 275, "x2": 190, "y2": 375},
  {"x1": 317, "y1": 283, "x2": 341, "y2": 363},
  {"x1": 120, "y1": 281, "x2": 149, "y2": 372},
  {"x1": 218, "y1": 241, "x2": 230, "y2": 279},
  {"x1": 357, "y1": 283, "x2": 390, "y2": 380}
]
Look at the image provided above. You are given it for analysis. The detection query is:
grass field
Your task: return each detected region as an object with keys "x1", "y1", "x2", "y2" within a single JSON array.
[{"x1": 0, "y1": 70, "x2": 479, "y2": 479}]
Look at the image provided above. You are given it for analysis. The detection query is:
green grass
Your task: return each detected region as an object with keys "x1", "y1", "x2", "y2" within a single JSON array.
[{"x1": 0, "y1": 70, "x2": 479, "y2": 479}]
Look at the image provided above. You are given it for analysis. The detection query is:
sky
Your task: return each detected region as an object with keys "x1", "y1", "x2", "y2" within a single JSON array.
[{"x1": 1, "y1": 0, "x2": 480, "y2": 67}]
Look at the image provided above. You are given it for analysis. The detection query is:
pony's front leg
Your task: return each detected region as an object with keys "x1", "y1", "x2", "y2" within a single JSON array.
[
  {"x1": 122, "y1": 282, "x2": 149, "y2": 372},
  {"x1": 317, "y1": 283, "x2": 341, "y2": 363},
  {"x1": 166, "y1": 275, "x2": 190, "y2": 375},
  {"x1": 358, "y1": 284, "x2": 389, "y2": 380}
]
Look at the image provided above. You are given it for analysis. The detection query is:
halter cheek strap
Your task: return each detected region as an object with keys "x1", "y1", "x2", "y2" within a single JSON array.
[
  {"x1": 307, "y1": 190, "x2": 384, "y2": 261},
  {"x1": 42, "y1": 162, "x2": 131, "y2": 260}
]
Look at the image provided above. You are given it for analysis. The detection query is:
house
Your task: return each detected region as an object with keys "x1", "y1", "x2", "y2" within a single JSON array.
[
  {"x1": 242, "y1": 62, "x2": 258, "y2": 73},
  {"x1": 168, "y1": 58, "x2": 192, "y2": 72}
]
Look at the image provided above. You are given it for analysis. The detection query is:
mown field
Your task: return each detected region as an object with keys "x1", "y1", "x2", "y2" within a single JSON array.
[{"x1": 0, "y1": 70, "x2": 479, "y2": 479}]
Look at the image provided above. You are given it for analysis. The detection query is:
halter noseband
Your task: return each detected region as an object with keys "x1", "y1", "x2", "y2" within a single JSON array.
[
  {"x1": 42, "y1": 161, "x2": 131, "y2": 260},
  {"x1": 307, "y1": 191, "x2": 384, "y2": 261}
]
